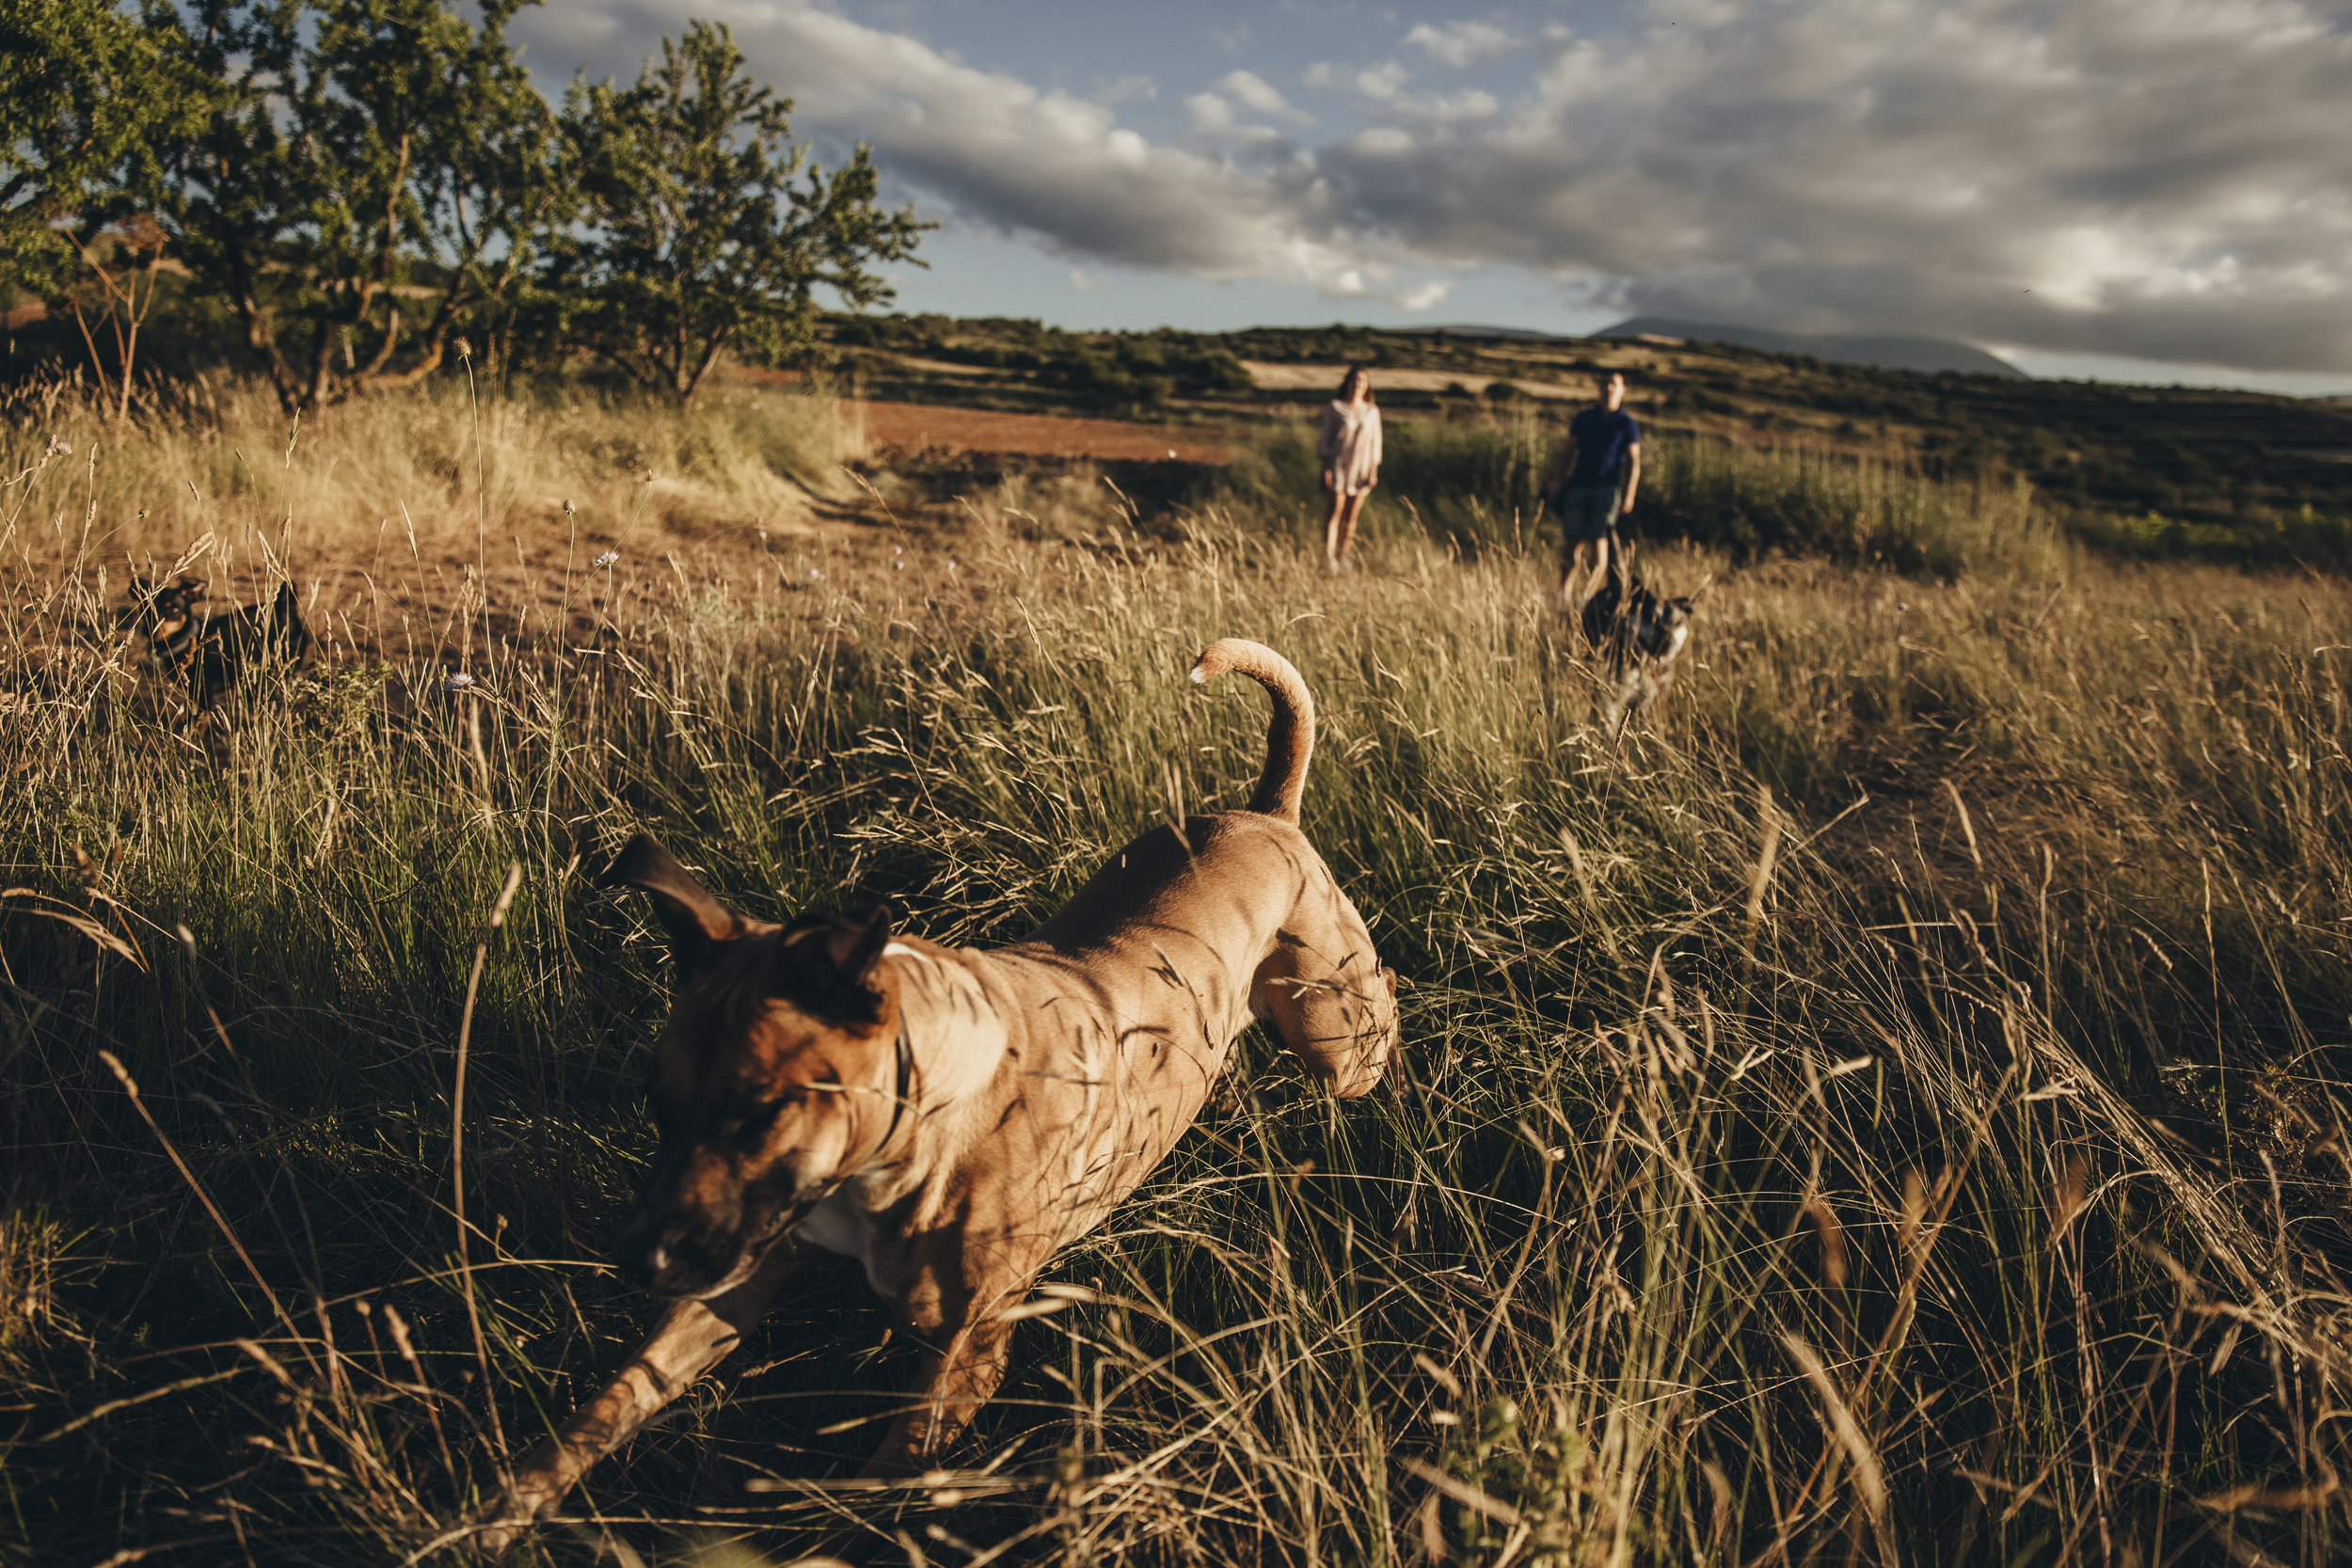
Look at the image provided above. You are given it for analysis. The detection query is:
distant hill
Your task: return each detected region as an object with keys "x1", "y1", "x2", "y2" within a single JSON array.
[
  {"x1": 809, "y1": 310, "x2": 2352, "y2": 529},
  {"x1": 1595, "y1": 316, "x2": 2028, "y2": 379},
  {"x1": 1424, "y1": 325, "x2": 1575, "y2": 343}
]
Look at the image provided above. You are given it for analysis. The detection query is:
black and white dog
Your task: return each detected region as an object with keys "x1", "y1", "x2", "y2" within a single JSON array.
[
  {"x1": 123, "y1": 576, "x2": 310, "y2": 707},
  {"x1": 1580, "y1": 568, "x2": 1705, "y2": 730}
]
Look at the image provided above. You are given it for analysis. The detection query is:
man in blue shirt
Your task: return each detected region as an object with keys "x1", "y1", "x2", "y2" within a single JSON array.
[{"x1": 1544, "y1": 371, "x2": 1642, "y2": 609}]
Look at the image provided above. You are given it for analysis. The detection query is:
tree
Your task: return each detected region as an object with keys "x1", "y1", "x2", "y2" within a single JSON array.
[
  {"x1": 0, "y1": 0, "x2": 213, "y2": 419},
  {"x1": 167, "y1": 0, "x2": 567, "y2": 414},
  {"x1": 558, "y1": 22, "x2": 929, "y2": 404}
]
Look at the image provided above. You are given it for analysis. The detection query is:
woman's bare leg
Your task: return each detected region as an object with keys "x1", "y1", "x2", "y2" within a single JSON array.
[
  {"x1": 1332, "y1": 493, "x2": 1369, "y2": 562},
  {"x1": 1322, "y1": 488, "x2": 1349, "y2": 562}
]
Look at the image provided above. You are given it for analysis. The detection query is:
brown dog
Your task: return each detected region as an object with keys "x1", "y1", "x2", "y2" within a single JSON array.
[{"x1": 476, "y1": 638, "x2": 1397, "y2": 1549}]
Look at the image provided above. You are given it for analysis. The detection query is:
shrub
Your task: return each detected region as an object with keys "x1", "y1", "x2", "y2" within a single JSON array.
[{"x1": 2080, "y1": 505, "x2": 2352, "y2": 572}]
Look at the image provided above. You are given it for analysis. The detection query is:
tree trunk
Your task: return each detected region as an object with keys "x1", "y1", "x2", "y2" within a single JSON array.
[
  {"x1": 224, "y1": 246, "x2": 302, "y2": 417},
  {"x1": 680, "y1": 329, "x2": 728, "y2": 404}
]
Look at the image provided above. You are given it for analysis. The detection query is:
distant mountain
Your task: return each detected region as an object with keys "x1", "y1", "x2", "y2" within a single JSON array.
[{"x1": 1595, "y1": 316, "x2": 2028, "y2": 379}]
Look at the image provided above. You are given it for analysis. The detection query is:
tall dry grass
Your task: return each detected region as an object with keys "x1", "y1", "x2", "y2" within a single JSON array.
[
  {"x1": 1215, "y1": 410, "x2": 2075, "y2": 579},
  {"x1": 4, "y1": 381, "x2": 2351, "y2": 1567},
  {"x1": 2, "y1": 372, "x2": 862, "y2": 599}
]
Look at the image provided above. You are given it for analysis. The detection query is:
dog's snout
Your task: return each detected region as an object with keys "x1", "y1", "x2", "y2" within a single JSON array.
[
  {"x1": 613, "y1": 1221, "x2": 702, "y2": 1294},
  {"x1": 612, "y1": 1195, "x2": 756, "y2": 1299},
  {"x1": 610, "y1": 1210, "x2": 667, "y2": 1290}
]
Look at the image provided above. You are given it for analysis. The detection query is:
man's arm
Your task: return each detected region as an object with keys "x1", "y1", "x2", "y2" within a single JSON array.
[{"x1": 1620, "y1": 442, "x2": 1641, "y2": 512}]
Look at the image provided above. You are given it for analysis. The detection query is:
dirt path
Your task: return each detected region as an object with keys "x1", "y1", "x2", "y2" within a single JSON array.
[
  {"x1": 19, "y1": 393, "x2": 1240, "y2": 680},
  {"x1": 844, "y1": 400, "x2": 1232, "y2": 465}
]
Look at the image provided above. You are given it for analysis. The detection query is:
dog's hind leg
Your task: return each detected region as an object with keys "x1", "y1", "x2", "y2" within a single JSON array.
[
  {"x1": 1251, "y1": 925, "x2": 1397, "y2": 1099},
  {"x1": 473, "y1": 1241, "x2": 807, "y2": 1553}
]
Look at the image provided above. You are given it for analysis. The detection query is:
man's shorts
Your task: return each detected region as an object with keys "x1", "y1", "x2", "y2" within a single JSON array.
[{"x1": 1558, "y1": 484, "x2": 1622, "y2": 546}]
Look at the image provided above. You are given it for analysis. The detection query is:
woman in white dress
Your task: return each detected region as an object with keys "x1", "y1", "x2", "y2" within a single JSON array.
[{"x1": 1316, "y1": 367, "x2": 1382, "y2": 569}]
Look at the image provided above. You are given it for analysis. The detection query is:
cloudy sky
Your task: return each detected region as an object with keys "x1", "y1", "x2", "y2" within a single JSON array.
[{"x1": 513, "y1": 0, "x2": 2352, "y2": 393}]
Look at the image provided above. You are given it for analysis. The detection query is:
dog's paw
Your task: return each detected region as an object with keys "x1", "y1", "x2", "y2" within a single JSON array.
[{"x1": 464, "y1": 1484, "x2": 555, "y2": 1558}]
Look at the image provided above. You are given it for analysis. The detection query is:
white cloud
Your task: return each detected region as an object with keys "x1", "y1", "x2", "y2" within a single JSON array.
[
  {"x1": 1182, "y1": 89, "x2": 1291, "y2": 150},
  {"x1": 1070, "y1": 268, "x2": 1096, "y2": 292},
  {"x1": 529, "y1": 1, "x2": 1447, "y2": 307},
  {"x1": 1306, "y1": 58, "x2": 1495, "y2": 122},
  {"x1": 1184, "y1": 91, "x2": 1234, "y2": 136},
  {"x1": 1318, "y1": 0, "x2": 2352, "y2": 371},
  {"x1": 1094, "y1": 73, "x2": 1155, "y2": 109},
  {"x1": 525, "y1": 0, "x2": 2352, "y2": 371},
  {"x1": 1214, "y1": 70, "x2": 1311, "y2": 124},
  {"x1": 1303, "y1": 59, "x2": 1411, "y2": 101},
  {"x1": 1404, "y1": 21, "x2": 1514, "y2": 68}
]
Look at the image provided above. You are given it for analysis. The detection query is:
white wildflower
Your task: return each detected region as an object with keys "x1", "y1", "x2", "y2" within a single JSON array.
[
  {"x1": 594, "y1": 550, "x2": 620, "y2": 569},
  {"x1": 443, "y1": 671, "x2": 477, "y2": 694}
]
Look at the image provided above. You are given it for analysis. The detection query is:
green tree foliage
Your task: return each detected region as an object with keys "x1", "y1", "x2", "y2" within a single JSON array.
[
  {"x1": 168, "y1": 0, "x2": 566, "y2": 413},
  {"x1": 0, "y1": 0, "x2": 213, "y2": 417},
  {"x1": 555, "y1": 22, "x2": 929, "y2": 403},
  {"x1": 3, "y1": 5, "x2": 930, "y2": 410},
  {"x1": 0, "y1": 0, "x2": 199, "y2": 290}
]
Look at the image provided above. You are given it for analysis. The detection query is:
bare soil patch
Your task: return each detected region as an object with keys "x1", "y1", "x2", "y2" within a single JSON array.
[{"x1": 844, "y1": 399, "x2": 1233, "y2": 465}]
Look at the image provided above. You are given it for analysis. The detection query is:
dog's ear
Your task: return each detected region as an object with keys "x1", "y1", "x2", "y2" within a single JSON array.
[
  {"x1": 768, "y1": 906, "x2": 893, "y2": 1023},
  {"x1": 820, "y1": 905, "x2": 893, "y2": 986},
  {"x1": 602, "y1": 834, "x2": 742, "y2": 961}
]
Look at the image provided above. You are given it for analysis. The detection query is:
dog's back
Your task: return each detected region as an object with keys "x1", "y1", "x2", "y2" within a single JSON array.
[{"x1": 201, "y1": 583, "x2": 311, "y2": 699}]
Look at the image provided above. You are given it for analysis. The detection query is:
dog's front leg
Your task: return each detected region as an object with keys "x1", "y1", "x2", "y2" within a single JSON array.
[
  {"x1": 774, "y1": 1319, "x2": 1016, "y2": 1568},
  {"x1": 856, "y1": 1315, "x2": 1017, "y2": 1480},
  {"x1": 472, "y1": 1242, "x2": 805, "y2": 1553}
]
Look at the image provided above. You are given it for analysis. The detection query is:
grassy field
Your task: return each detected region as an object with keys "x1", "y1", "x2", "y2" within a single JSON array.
[
  {"x1": 817, "y1": 312, "x2": 2352, "y2": 540},
  {"x1": 6, "y1": 382, "x2": 2352, "y2": 1567}
]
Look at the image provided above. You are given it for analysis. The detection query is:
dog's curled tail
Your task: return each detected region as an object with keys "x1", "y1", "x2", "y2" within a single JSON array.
[{"x1": 1190, "y1": 638, "x2": 1313, "y2": 822}]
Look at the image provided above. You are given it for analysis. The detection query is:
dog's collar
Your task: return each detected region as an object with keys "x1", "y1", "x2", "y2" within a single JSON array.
[
  {"x1": 876, "y1": 1011, "x2": 915, "y2": 1160},
  {"x1": 789, "y1": 1014, "x2": 916, "y2": 1223}
]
